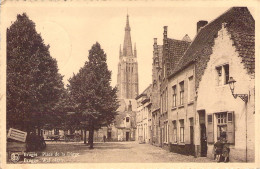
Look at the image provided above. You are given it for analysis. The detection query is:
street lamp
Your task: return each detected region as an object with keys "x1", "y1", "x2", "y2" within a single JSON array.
[{"x1": 228, "y1": 77, "x2": 248, "y2": 102}]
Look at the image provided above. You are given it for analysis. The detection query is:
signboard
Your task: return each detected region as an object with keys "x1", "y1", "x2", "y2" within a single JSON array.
[{"x1": 7, "y1": 128, "x2": 27, "y2": 142}]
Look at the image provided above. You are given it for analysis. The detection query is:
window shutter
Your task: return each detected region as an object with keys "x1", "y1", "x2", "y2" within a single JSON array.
[
  {"x1": 227, "y1": 111, "x2": 235, "y2": 144},
  {"x1": 207, "y1": 114, "x2": 214, "y2": 144}
]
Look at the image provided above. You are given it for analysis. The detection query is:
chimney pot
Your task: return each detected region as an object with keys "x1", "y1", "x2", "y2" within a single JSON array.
[
  {"x1": 164, "y1": 26, "x2": 168, "y2": 31},
  {"x1": 163, "y1": 26, "x2": 168, "y2": 39},
  {"x1": 154, "y1": 38, "x2": 157, "y2": 44},
  {"x1": 197, "y1": 20, "x2": 208, "y2": 33}
]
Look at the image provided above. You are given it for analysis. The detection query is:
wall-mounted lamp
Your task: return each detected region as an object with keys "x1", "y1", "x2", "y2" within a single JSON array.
[{"x1": 228, "y1": 77, "x2": 248, "y2": 103}]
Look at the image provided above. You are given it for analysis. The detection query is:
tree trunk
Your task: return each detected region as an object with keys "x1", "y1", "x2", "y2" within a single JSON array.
[
  {"x1": 38, "y1": 127, "x2": 41, "y2": 136},
  {"x1": 84, "y1": 129, "x2": 87, "y2": 144},
  {"x1": 88, "y1": 125, "x2": 94, "y2": 149}
]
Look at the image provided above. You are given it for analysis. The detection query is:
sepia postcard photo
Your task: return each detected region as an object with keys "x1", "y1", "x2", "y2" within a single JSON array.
[{"x1": 0, "y1": 0, "x2": 259, "y2": 168}]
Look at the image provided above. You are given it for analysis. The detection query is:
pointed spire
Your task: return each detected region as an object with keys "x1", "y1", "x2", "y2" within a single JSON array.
[
  {"x1": 119, "y1": 44, "x2": 122, "y2": 57},
  {"x1": 134, "y1": 43, "x2": 137, "y2": 57},
  {"x1": 123, "y1": 14, "x2": 133, "y2": 57},
  {"x1": 125, "y1": 14, "x2": 130, "y2": 31}
]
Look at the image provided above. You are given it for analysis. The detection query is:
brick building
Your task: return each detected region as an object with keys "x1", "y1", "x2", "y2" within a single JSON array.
[
  {"x1": 151, "y1": 38, "x2": 163, "y2": 146},
  {"x1": 160, "y1": 27, "x2": 191, "y2": 151}
]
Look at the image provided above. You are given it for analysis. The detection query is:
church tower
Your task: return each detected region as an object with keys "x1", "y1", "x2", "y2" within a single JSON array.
[{"x1": 117, "y1": 14, "x2": 139, "y2": 99}]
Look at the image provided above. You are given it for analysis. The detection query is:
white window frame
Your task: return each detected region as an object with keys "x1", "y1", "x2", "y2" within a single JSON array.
[
  {"x1": 179, "y1": 120, "x2": 184, "y2": 143},
  {"x1": 172, "y1": 85, "x2": 177, "y2": 107},
  {"x1": 179, "y1": 81, "x2": 184, "y2": 105}
]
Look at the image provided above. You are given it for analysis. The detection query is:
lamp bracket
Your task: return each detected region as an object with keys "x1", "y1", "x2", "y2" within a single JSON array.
[{"x1": 233, "y1": 94, "x2": 248, "y2": 103}]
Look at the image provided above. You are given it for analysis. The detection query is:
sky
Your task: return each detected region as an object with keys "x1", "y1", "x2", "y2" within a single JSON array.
[{"x1": 2, "y1": 1, "x2": 256, "y2": 93}]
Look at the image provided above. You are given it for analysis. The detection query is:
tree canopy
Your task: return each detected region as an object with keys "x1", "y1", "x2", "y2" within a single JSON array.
[
  {"x1": 7, "y1": 13, "x2": 65, "y2": 132},
  {"x1": 68, "y1": 42, "x2": 119, "y2": 148}
]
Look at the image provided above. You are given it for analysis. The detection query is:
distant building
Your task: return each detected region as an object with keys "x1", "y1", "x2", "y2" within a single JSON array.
[
  {"x1": 117, "y1": 14, "x2": 139, "y2": 99},
  {"x1": 136, "y1": 85, "x2": 152, "y2": 143},
  {"x1": 95, "y1": 14, "x2": 139, "y2": 142}
]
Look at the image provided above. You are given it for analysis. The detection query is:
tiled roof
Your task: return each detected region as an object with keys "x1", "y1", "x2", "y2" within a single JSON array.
[
  {"x1": 170, "y1": 7, "x2": 255, "y2": 78},
  {"x1": 166, "y1": 38, "x2": 190, "y2": 75},
  {"x1": 136, "y1": 84, "x2": 152, "y2": 100}
]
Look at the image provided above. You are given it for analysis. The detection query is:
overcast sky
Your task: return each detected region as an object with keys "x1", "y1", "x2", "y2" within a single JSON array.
[{"x1": 2, "y1": 1, "x2": 255, "y2": 93}]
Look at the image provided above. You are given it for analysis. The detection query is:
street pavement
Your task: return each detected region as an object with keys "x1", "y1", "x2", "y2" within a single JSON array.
[{"x1": 24, "y1": 141, "x2": 215, "y2": 163}]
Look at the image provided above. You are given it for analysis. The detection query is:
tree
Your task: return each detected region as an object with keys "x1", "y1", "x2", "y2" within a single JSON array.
[
  {"x1": 7, "y1": 13, "x2": 65, "y2": 133},
  {"x1": 68, "y1": 42, "x2": 119, "y2": 148}
]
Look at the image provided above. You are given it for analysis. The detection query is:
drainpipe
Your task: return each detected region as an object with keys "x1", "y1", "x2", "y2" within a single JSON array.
[{"x1": 245, "y1": 101, "x2": 248, "y2": 162}]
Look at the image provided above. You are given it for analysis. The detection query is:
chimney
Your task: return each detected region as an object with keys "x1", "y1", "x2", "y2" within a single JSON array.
[
  {"x1": 163, "y1": 26, "x2": 168, "y2": 39},
  {"x1": 197, "y1": 20, "x2": 208, "y2": 33},
  {"x1": 154, "y1": 38, "x2": 157, "y2": 45}
]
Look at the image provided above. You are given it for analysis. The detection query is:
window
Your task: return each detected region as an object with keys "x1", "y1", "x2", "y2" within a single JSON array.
[
  {"x1": 166, "y1": 88, "x2": 168, "y2": 112},
  {"x1": 172, "y1": 85, "x2": 177, "y2": 107},
  {"x1": 179, "y1": 81, "x2": 184, "y2": 105},
  {"x1": 216, "y1": 66, "x2": 222, "y2": 86},
  {"x1": 179, "y1": 120, "x2": 184, "y2": 143},
  {"x1": 189, "y1": 118, "x2": 194, "y2": 144},
  {"x1": 188, "y1": 76, "x2": 194, "y2": 102},
  {"x1": 163, "y1": 65, "x2": 166, "y2": 78},
  {"x1": 223, "y1": 65, "x2": 229, "y2": 85},
  {"x1": 173, "y1": 121, "x2": 177, "y2": 143},
  {"x1": 216, "y1": 64, "x2": 229, "y2": 86},
  {"x1": 126, "y1": 117, "x2": 130, "y2": 122},
  {"x1": 160, "y1": 94, "x2": 162, "y2": 114},
  {"x1": 216, "y1": 112, "x2": 227, "y2": 139},
  {"x1": 164, "y1": 121, "x2": 169, "y2": 143}
]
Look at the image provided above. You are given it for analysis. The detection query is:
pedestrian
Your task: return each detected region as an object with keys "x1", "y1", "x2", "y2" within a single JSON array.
[
  {"x1": 103, "y1": 135, "x2": 106, "y2": 143},
  {"x1": 214, "y1": 137, "x2": 223, "y2": 162},
  {"x1": 222, "y1": 138, "x2": 230, "y2": 162}
]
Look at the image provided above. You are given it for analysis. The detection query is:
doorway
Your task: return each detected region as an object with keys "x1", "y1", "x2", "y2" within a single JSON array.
[
  {"x1": 126, "y1": 132, "x2": 129, "y2": 141},
  {"x1": 200, "y1": 124, "x2": 207, "y2": 157},
  {"x1": 107, "y1": 131, "x2": 112, "y2": 140},
  {"x1": 198, "y1": 110, "x2": 207, "y2": 157}
]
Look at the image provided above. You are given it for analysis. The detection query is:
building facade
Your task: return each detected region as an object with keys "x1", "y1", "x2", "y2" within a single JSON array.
[
  {"x1": 163, "y1": 7, "x2": 255, "y2": 161},
  {"x1": 194, "y1": 8, "x2": 255, "y2": 162},
  {"x1": 160, "y1": 26, "x2": 191, "y2": 151},
  {"x1": 151, "y1": 38, "x2": 163, "y2": 146},
  {"x1": 136, "y1": 85, "x2": 152, "y2": 143}
]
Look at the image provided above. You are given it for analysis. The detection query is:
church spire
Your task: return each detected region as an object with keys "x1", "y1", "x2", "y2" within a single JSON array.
[
  {"x1": 119, "y1": 44, "x2": 122, "y2": 57},
  {"x1": 123, "y1": 14, "x2": 133, "y2": 57}
]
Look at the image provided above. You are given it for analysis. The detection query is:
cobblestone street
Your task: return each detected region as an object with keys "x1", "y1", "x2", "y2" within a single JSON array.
[{"x1": 30, "y1": 141, "x2": 214, "y2": 163}]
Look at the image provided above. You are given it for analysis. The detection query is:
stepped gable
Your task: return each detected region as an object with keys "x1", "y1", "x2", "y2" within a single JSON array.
[{"x1": 169, "y1": 7, "x2": 255, "y2": 83}]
